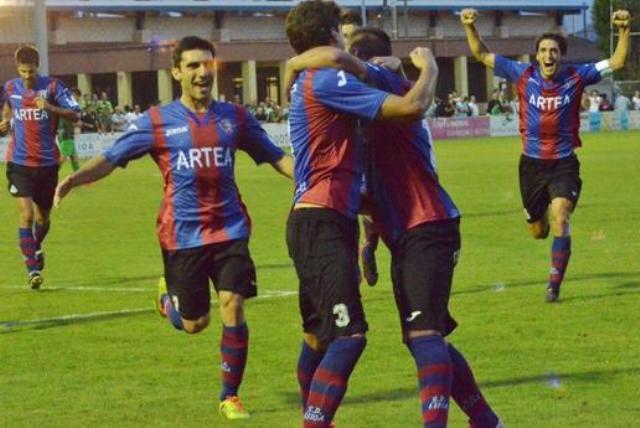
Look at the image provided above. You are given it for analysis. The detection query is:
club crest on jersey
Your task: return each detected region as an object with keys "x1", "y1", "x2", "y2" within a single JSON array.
[
  {"x1": 528, "y1": 93, "x2": 570, "y2": 111},
  {"x1": 219, "y1": 118, "x2": 236, "y2": 135}
]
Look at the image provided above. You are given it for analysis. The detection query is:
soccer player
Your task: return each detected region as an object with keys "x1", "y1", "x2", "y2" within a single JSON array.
[
  {"x1": 1, "y1": 45, "x2": 80, "y2": 289},
  {"x1": 288, "y1": 26, "x2": 503, "y2": 428},
  {"x1": 285, "y1": 2, "x2": 436, "y2": 426},
  {"x1": 57, "y1": 88, "x2": 81, "y2": 172},
  {"x1": 461, "y1": 8, "x2": 631, "y2": 302},
  {"x1": 340, "y1": 8, "x2": 380, "y2": 287},
  {"x1": 54, "y1": 36, "x2": 294, "y2": 420}
]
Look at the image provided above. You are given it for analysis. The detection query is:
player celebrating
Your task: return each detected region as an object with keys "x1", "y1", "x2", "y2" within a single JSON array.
[
  {"x1": 461, "y1": 8, "x2": 631, "y2": 302},
  {"x1": 54, "y1": 36, "x2": 293, "y2": 420},
  {"x1": 340, "y1": 8, "x2": 380, "y2": 287},
  {"x1": 285, "y1": 1, "x2": 436, "y2": 426},
  {"x1": 1, "y1": 45, "x2": 80, "y2": 289},
  {"x1": 287, "y1": 26, "x2": 503, "y2": 428}
]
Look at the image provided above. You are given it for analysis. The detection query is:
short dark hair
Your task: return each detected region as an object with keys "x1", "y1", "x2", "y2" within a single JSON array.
[
  {"x1": 172, "y1": 36, "x2": 215, "y2": 67},
  {"x1": 348, "y1": 27, "x2": 392, "y2": 61},
  {"x1": 341, "y1": 9, "x2": 363, "y2": 26},
  {"x1": 71, "y1": 87, "x2": 81, "y2": 97},
  {"x1": 535, "y1": 33, "x2": 567, "y2": 55},
  {"x1": 286, "y1": 0, "x2": 342, "y2": 54},
  {"x1": 15, "y1": 45, "x2": 39, "y2": 65}
]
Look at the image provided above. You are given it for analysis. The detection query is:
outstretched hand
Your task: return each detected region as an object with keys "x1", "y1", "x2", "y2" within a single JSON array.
[{"x1": 54, "y1": 176, "x2": 74, "y2": 207}]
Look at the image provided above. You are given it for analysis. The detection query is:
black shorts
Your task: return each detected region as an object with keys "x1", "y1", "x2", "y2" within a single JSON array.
[
  {"x1": 6, "y1": 162, "x2": 59, "y2": 210},
  {"x1": 519, "y1": 154, "x2": 582, "y2": 223},
  {"x1": 161, "y1": 239, "x2": 257, "y2": 320},
  {"x1": 286, "y1": 208, "x2": 367, "y2": 343},
  {"x1": 390, "y1": 219, "x2": 460, "y2": 340}
]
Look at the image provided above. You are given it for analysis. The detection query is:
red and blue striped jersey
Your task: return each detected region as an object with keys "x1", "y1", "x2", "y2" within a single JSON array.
[
  {"x1": 495, "y1": 55, "x2": 607, "y2": 159},
  {"x1": 104, "y1": 100, "x2": 285, "y2": 250},
  {"x1": 364, "y1": 64, "x2": 460, "y2": 247},
  {"x1": 2, "y1": 76, "x2": 79, "y2": 167},
  {"x1": 288, "y1": 68, "x2": 389, "y2": 219}
]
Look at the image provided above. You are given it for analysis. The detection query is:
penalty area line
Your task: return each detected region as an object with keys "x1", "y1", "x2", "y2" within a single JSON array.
[{"x1": 0, "y1": 290, "x2": 297, "y2": 331}]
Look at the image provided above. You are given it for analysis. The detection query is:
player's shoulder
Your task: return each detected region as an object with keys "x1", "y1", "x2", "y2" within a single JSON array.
[{"x1": 3, "y1": 78, "x2": 20, "y2": 92}]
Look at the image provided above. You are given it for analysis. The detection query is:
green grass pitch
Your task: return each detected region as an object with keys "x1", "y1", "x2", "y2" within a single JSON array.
[{"x1": 1, "y1": 130, "x2": 639, "y2": 427}]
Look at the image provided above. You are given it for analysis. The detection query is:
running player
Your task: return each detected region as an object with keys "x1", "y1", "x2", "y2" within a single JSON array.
[
  {"x1": 285, "y1": 2, "x2": 437, "y2": 426},
  {"x1": 57, "y1": 87, "x2": 81, "y2": 172},
  {"x1": 287, "y1": 26, "x2": 504, "y2": 428},
  {"x1": 1, "y1": 45, "x2": 80, "y2": 289},
  {"x1": 54, "y1": 36, "x2": 294, "y2": 420},
  {"x1": 461, "y1": 8, "x2": 631, "y2": 302}
]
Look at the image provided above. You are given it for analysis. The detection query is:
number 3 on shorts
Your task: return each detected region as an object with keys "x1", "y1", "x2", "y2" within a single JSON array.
[{"x1": 333, "y1": 303, "x2": 350, "y2": 327}]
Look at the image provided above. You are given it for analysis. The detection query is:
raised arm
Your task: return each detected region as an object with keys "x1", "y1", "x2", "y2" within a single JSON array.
[
  {"x1": 284, "y1": 46, "x2": 368, "y2": 91},
  {"x1": 460, "y1": 8, "x2": 495, "y2": 69},
  {"x1": 608, "y1": 10, "x2": 631, "y2": 71},
  {"x1": 36, "y1": 96, "x2": 80, "y2": 122},
  {"x1": 377, "y1": 47, "x2": 438, "y2": 121},
  {"x1": 54, "y1": 154, "x2": 117, "y2": 206}
]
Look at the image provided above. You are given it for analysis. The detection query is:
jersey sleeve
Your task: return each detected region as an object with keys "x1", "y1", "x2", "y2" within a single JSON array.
[
  {"x1": 365, "y1": 63, "x2": 410, "y2": 95},
  {"x1": 103, "y1": 113, "x2": 154, "y2": 167},
  {"x1": 237, "y1": 108, "x2": 285, "y2": 165},
  {"x1": 51, "y1": 80, "x2": 81, "y2": 112},
  {"x1": 576, "y1": 61, "x2": 608, "y2": 86},
  {"x1": 494, "y1": 55, "x2": 529, "y2": 83},
  {"x1": 312, "y1": 68, "x2": 389, "y2": 121}
]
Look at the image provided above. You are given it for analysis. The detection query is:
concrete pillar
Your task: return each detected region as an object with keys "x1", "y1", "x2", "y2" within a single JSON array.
[
  {"x1": 278, "y1": 61, "x2": 288, "y2": 106},
  {"x1": 157, "y1": 69, "x2": 173, "y2": 104},
  {"x1": 454, "y1": 56, "x2": 468, "y2": 96},
  {"x1": 241, "y1": 60, "x2": 258, "y2": 105},
  {"x1": 77, "y1": 73, "x2": 92, "y2": 98},
  {"x1": 117, "y1": 71, "x2": 133, "y2": 108}
]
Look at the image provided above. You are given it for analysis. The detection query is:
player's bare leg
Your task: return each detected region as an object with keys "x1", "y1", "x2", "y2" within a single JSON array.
[
  {"x1": 218, "y1": 291, "x2": 250, "y2": 419},
  {"x1": 546, "y1": 197, "x2": 574, "y2": 302},
  {"x1": 527, "y1": 211, "x2": 550, "y2": 239},
  {"x1": 16, "y1": 197, "x2": 42, "y2": 289}
]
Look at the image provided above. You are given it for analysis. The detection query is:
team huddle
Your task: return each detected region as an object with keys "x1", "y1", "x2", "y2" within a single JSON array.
[{"x1": 1, "y1": 1, "x2": 630, "y2": 427}]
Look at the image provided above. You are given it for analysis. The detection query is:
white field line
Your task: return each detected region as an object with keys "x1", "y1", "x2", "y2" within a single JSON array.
[{"x1": 0, "y1": 290, "x2": 297, "y2": 330}]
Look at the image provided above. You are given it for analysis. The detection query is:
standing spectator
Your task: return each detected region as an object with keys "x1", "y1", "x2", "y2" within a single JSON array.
[
  {"x1": 468, "y1": 95, "x2": 479, "y2": 116},
  {"x1": 95, "y1": 91, "x2": 114, "y2": 135},
  {"x1": 632, "y1": 90, "x2": 640, "y2": 110},
  {"x1": 455, "y1": 96, "x2": 470, "y2": 117},
  {"x1": 80, "y1": 104, "x2": 98, "y2": 133},
  {"x1": 125, "y1": 104, "x2": 142, "y2": 128},
  {"x1": 487, "y1": 90, "x2": 503, "y2": 115},
  {"x1": 111, "y1": 106, "x2": 127, "y2": 132},
  {"x1": 614, "y1": 92, "x2": 631, "y2": 130},
  {"x1": 588, "y1": 90, "x2": 602, "y2": 131},
  {"x1": 599, "y1": 93, "x2": 613, "y2": 111}
]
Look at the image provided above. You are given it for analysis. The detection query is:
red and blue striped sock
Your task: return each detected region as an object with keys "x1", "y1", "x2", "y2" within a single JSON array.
[
  {"x1": 448, "y1": 344, "x2": 499, "y2": 428},
  {"x1": 220, "y1": 323, "x2": 249, "y2": 401},
  {"x1": 19, "y1": 228, "x2": 38, "y2": 273},
  {"x1": 297, "y1": 341, "x2": 325, "y2": 412},
  {"x1": 304, "y1": 336, "x2": 366, "y2": 427},
  {"x1": 408, "y1": 335, "x2": 452, "y2": 428},
  {"x1": 549, "y1": 236, "x2": 571, "y2": 293},
  {"x1": 161, "y1": 294, "x2": 184, "y2": 331}
]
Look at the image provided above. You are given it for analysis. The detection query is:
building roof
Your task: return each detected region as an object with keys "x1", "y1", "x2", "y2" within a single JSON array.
[{"x1": 9, "y1": 0, "x2": 586, "y2": 14}]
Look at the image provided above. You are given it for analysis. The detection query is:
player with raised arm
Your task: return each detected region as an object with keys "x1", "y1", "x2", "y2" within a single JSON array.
[
  {"x1": 1, "y1": 45, "x2": 80, "y2": 289},
  {"x1": 57, "y1": 87, "x2": 81, "y2": 173},
  {"x1": 286, "y1": 26, "x2": 504, "y2": 428},
  {"x1": 461, "y1": 8, "x2": 631, "y2": 302},
  {"x1": 285, "y1": 2, "x2": 437, "y2": 426},
  {"x1": 54, "y1": 36, "x2": 294, "y2": 420}
]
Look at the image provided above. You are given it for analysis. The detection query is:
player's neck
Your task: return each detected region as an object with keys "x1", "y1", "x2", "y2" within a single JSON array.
[{"x1": 180, "y1": 95, "x2": 212, "y2": 113}]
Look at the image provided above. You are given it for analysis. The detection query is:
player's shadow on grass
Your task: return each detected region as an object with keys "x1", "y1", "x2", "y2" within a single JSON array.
[
  {"x1": 0, "y1": 308, "x2": 152, "y2": 335},
  {"x1": 456, "y1": 271, "x2": 640, "y2": 296},
  {"x1": 275, "y1": 366, "x2": 640, "y2": 410}
]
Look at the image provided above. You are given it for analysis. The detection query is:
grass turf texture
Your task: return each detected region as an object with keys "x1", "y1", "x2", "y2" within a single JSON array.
[{"x1": 1, "y1": 130, "x2": 639, "y2": 427}]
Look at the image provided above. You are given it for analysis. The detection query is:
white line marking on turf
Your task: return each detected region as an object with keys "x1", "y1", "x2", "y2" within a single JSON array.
[{"x1": 1, "y1": 290, "x2": 297, "y2": 330}]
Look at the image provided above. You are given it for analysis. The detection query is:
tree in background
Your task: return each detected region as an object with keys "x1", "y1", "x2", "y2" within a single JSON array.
[{"x1": 592, "y1": 0, "x2": 639, "y2": 80}]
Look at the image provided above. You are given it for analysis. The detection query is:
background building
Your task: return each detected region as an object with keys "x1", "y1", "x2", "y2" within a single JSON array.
[{"x1": 0, "y1": 0, "x2": 599, "y2": 111}]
